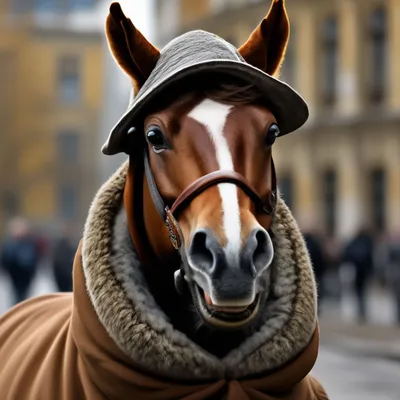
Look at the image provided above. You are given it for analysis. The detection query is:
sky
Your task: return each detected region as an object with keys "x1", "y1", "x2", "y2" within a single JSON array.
[{"x1": 116, "y1": 0, "x2": 156, "y2": 42}]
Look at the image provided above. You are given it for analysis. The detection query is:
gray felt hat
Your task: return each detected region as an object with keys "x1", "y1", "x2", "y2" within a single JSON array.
[{"x1": 102, "y1": 30, "x2": 309, "y2": 156}]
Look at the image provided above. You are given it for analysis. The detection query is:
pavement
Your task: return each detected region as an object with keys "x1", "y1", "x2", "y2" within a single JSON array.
[
  {"x1": 1, "y1": 270, "x2": 400, "y2": 398},
  {"x1": 312, "y1": 318, "x2": 400, "y2": 399},
  {"x1": 0, "y1": 267, "x2": 57, "y2": 315},
  {"x1": 312, "y1": 345, "x2": 400, "y2": 400},
  {"x1": 313, "y1": 292, "x2": 400, "y2": 399},
  {"x1": 320, "y1": 319, "x2": 400, "y2": 361}
]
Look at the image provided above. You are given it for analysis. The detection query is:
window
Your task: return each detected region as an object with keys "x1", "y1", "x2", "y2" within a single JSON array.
[
  {"x1": 11, "y1": 0, "x2": 30, "y2": 12},
  {"x1": 321, "y1": 16, "x2": 339, "y2": 106},
  {"x1": 59, "y1": 185, "x2": 78, "y2": 220},
  {"x1": 3, "y1": 191, "x2": 19, "y2": 218},
  {"x1": 370, "y1": 168, "x2": 386, "y2": 231},
  {"x1": 57, "y1": 131, "x2": 79, "y2": 163},
  {"x1": 0, "y1": 52, "x2": 15, "y2": 115},
  {"x1": 369, "y1": 8, "x2": 387, "y2": 104},
  {"x1": 34, "y1": 0, "x2": 61, "y2": 12},
  {"x1": 30, "y1": 0, "x2": 96, "y2": 12},
  {"x1": 58, "y1": 56, "x2": 80, "y2": 104},
  {"x1": 323, "y1": 170, "x2": 337, "y2": 235},
  {"x1": 211, "y1": 0, "x2": 229, "y2": 14},
  {"x1": 68, "y1": 0, "x2": 95, "y2": 11},
  {"x1": 280, "y1": 24, "x2": 296, "y2": 86},
  {"x1": 279, "y1": 174, "x2": 294, "y2": 210}
]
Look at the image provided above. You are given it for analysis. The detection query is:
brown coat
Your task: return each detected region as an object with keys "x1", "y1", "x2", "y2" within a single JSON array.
[{"x1": 0, "y1": 163, "x2": 328, "y2": 399}]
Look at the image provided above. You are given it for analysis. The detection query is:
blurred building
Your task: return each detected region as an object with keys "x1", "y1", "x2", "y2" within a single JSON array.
[
  {"x1": 0, "y1": 0, "x2": 104, "y2": 237},
  {"x1": 155, "y1": 0, "x2": 400, "y2": 241}
]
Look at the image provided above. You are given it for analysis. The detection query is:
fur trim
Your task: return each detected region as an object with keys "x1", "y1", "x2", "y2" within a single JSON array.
[{"x1": 82, "y1": 162, "x2": 317, "y2": 380}]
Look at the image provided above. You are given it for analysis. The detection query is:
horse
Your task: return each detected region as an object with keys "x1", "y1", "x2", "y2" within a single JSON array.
[
  {"x1": 0, "y1": 1, "x2": 327, "y2": 398},
  {"x1": 103, "y1": 0, "x2": 304, "y2": 356},
  {"x1": 123, "y1": 81, "x2": 279, "y2": 358}
]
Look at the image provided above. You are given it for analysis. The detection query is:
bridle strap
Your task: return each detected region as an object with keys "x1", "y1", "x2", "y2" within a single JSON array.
[
  {"x1": 143, "y1": 148, "x2": 277, "y2": 251},
  {"x1": 170, "y1": 167, "x2": 276, "y2": 217},
  {"x1": 143, "y1": 148, "x2": 168, "y2": 221}
]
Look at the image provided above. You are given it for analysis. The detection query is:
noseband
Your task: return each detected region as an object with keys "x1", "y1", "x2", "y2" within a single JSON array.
[
  {"x1": 143, "y1": 146, "x2": 277, "y2": 247},
  {"x1": 142, "y1": 145, "x2": 277, "y2": 293}
]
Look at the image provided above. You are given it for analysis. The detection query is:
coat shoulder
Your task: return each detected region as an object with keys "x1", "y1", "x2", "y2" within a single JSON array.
[
  {"x1": 0, "y1": 293, "x2": 73, "y2": 343},
  {"x1": 0, "y1": 294, "x2": 73, "y2": 399},
  {"x1": 306, "y1": 375, "x2": 329, "y2": 400}
]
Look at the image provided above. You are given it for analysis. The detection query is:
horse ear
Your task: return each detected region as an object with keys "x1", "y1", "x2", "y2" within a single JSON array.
[
  {"x1": 106, "y1": 2, "x2": 160, "y2": 92},
  {"x1": 238, "y1": 0, "x2": 289, "y2": 76}
]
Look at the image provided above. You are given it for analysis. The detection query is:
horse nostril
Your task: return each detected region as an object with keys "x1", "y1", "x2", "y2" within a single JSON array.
[
  {"x1": 254, "y1": 230, "x2": 268, "y2": 267},
  {"x1": 244, "y1": 229, "x2": 273, "y2": 274},
  {"x1": 189, "y1": 230, "x2": 215, "y2": 271}
]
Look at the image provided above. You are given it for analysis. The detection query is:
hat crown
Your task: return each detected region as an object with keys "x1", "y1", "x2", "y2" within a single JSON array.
[
  {"x1": 102, "y1": 32, "x2": 308, "y2": 155},
  {"x1": 160, "y1": 30, "x2": 242, "y2": 60},
  {"x1": 135, "y1": 30, "x2": 245, "y2": 101}
]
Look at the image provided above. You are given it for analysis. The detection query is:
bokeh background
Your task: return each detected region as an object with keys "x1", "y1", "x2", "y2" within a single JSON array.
[{"x1": 0, "y1": 0, "x2": 400, "y2": 398}]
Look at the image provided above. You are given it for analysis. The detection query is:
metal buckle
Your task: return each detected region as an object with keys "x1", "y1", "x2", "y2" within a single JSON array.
[
  {"x1": 165, "y1": 207, "x2": 181, "y2": 250},
  {"x1": 263, "y1": 190, "x2": 277, "y2": 215}
]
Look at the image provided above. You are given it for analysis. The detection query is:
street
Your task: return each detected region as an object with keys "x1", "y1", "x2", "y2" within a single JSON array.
[
  {"x1": 0, "y1": 267, "x2": 57, "y2": 315},
  {"x1": 313, "y1": 346, "x2": 400, "y2": 399},
  {"x1": 1, "y1": 271, "x2": 400, "y2": 398}
]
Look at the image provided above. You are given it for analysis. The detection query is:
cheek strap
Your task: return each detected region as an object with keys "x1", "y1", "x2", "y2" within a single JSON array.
[
  {"x1": 142, "y1": 142, "x2": 277, "y2": 295},
  {"x1": 143, "y1": 147, "x2": 277, "y2": 250}
]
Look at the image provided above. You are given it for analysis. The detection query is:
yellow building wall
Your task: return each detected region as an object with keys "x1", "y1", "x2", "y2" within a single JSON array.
[
  {"x1": 10, "y1": 35, "x2": 103, "y2": 222},
  {"x1": 0, "y1": 10, "x2": 103, "y2": 231},
  {"x1": 388, "y1": 0, "x2": 400, "y2": 109},
  {"x1": 179, "y1": 0, "x2": 210, "y2": 25},
  {"x1": 23, "y1": 180, "x2": 55, "y2": 220}
]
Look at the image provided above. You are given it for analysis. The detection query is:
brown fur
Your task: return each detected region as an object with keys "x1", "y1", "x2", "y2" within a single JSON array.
[
  {"x1": 239, "y1": 0, "x2": 290, "y2": 76},
  {"x1": 103, "y1": 0, "x2": 318, "y2": 378},
  {"x1": 0, "y1": 3, "x2": 328, "y2": 397},
  {"x1": 205, "y1": 83, "x2": 264, "y2": 105},
  {"x1": 81, "y1": 161, "x2": 318, "y2": 380},
  {"x1": 119, "y1": 86, "x2": 286, "y2": 359},
  {"x1": 106, "y1": 3, "x2": 160, "y2": 92},
  {"x1": 124, "y1": 89, "x2": 276, "y2": 266}
]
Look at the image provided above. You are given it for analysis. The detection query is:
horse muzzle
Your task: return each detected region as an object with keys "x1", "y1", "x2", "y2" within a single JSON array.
[
  {"x1": 143, "y1": 147, "x2": 276, "y2": 328},
  {"x1": 186, "y1": 227, "x2": 274, "y2": 329}
]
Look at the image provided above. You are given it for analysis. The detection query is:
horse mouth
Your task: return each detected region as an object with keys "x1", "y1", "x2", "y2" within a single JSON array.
[{"x1": 194, "y1": 284, "x2": 260, "y2": 328}]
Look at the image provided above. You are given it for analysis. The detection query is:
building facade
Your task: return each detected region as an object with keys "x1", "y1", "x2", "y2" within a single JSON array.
[
  {"x1": 0, "y1": 0, "x2": 105, "y2": 237},
  {"x1": 155, "y1": 0, "x2": 400, "y2": 241}
]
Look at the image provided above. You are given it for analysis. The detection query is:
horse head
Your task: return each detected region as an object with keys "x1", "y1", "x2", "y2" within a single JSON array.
[{"x1": 103, "y1": 0, "x2": 307, "y2": 354}]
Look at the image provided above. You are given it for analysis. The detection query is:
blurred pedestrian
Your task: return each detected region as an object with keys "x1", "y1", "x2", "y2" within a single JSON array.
[
  {"x1": 324, "y1": 234, "x2": 342, "y2": 300},
  {"x1": 373, "y1": 233, "x2": 391, "y2": 287},
  {"x1": 51, "y1": 225, "x2": 76, "y2": 292},
  {"x1": 343, "y1": 228, "x2": 374, "y2": 323},
  {"x1": 0, "y1": 218, "x2": 40, "y2": 305},
  {"x1": 304, "y1": 230, "x2": 326, "y2": 313},
  {"x1": 387, "y1": 231, "x2": 400, "y2": 324}
]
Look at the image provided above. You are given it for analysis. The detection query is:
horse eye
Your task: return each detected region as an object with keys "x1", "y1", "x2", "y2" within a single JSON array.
[
  {"x1": 146, "y1": 126, "x2": 169, "y2": 153},
  {"x1": 265, "y1": 123, "x2": 280, "y2": 147}
]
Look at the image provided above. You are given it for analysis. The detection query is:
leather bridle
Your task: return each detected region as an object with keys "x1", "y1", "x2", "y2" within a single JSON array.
[
  {"x1": 141, "y1": 141, "x2": 277, "y2": 293},
  {"x1": 144, "y1": 144, "x2": 277, "y2": 245}
]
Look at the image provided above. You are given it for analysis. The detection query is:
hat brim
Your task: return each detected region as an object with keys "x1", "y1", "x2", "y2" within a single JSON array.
[{"x1": 102, "y1": 59, "x2": 309, "y2": 155}]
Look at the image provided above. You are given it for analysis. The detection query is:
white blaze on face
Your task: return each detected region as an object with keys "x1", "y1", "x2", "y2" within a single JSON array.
[{"x1": 188, "y1": 99, "x2": 242, "y2": 257}]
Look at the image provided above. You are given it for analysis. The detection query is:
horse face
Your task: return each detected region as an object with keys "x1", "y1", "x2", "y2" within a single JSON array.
[
  {"x1": 106, "y1": 0, "x2": 291, "y2": 330},
  {"x1": 144, "y1": 92, "x2": 278, "y2": 329}
]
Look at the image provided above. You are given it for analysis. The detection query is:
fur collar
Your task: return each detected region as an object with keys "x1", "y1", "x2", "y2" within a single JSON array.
[{"x1": 82, "y1": 162, "x2": 317, "y2": 381}]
